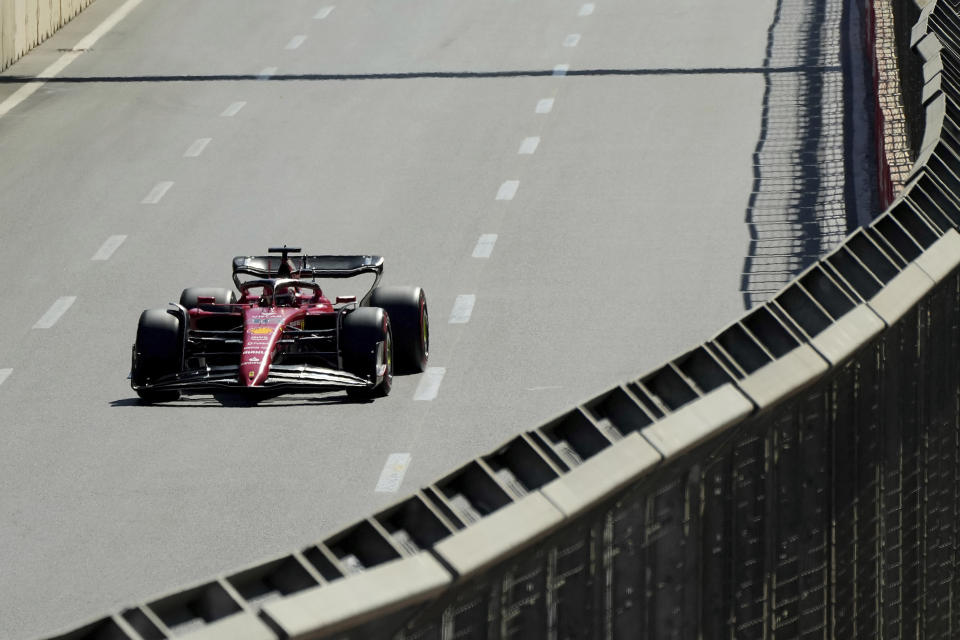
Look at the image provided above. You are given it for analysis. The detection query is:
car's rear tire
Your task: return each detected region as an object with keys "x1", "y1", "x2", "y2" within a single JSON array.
[
  {"x1": 179, "y1": 287, "x2": 236, "y2": 311},
  {"x1": 132, "y1": 308, "x2": 182, "y2": 403},
  {"x1": 367, "y1": 286, "x2": 428, "y2": 374},
  {"x1": 342, "y1": 307, "x2": 392, "y2": 400}
]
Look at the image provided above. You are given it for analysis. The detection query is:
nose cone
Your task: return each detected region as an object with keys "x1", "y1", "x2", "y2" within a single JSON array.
[
  {"x1": 241, "y1": 325, "x2": 280, "y2": 386},
  {"x1": 240, "y1": 362, "x2": 269, "y2": 386}
]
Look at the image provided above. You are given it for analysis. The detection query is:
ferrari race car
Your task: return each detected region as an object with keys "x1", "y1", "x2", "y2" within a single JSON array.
[{"x1": 130, "y1": 247, "x2": 428, "y2": 403}]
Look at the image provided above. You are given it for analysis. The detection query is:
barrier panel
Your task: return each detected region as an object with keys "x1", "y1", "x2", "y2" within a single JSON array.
[
  {"x1": 895, "y1": 0, "x2": 925, "y2": 156},
  {"x1": 0, "y1": 0, "x2": 95, "y2": 73},
  {"x1": 46, "y1": 1, "x2": 960, "y2": 638}
]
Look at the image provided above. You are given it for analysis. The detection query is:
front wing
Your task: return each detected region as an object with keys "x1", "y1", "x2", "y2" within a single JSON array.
[{"x1": 132, "y1": 363, "x2": 372, "y2": 394}]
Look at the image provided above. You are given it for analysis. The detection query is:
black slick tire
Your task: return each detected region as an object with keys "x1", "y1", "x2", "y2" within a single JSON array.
[
  {"x1": 132, "y1": 308, "x2": 182, "y2": 403},
  {"x1": 342, "y1": 307, "x2": 393, "y2": 400},
  {"x1": 367, "y1": 286, "x2": 428, "y2": 373}
]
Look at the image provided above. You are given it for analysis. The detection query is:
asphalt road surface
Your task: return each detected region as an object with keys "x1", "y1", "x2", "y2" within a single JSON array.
[{"x1": 0, "y1": 0, "x2": 825, "y2": 635}]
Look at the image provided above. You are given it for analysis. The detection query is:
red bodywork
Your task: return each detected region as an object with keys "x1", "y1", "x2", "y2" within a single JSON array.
[
  {"x1": 132, "y1": 251, "x2": 389, "y2": 398},
  {"x1": 188, "y1": 289, "x2": 338, "y2": 387}
]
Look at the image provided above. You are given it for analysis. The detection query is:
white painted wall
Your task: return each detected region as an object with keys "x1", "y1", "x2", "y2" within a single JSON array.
[{"x1": 0, "y1": 0, "x2": 95, "y2": 71}]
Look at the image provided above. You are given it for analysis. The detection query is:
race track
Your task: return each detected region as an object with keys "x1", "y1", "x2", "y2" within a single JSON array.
[{"x1": 0, "y1": 0, "x2": 834, "y2": 635}]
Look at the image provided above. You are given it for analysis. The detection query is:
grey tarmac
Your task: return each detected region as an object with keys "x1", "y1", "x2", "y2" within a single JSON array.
[{"x1": 0, "y1": 0, "x2": 787, "y2": 636}]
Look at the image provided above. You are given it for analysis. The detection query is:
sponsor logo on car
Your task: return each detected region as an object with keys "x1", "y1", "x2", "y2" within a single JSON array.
[
  {"x1": 248, "y1": 370, "x2": 255, "y2": 378},
  {"x1": 249, "y1": 327, "x2": 272, "y2": 335},
  {"x1": 250, "y1": 317, "x2": 284, "y2": 325}
]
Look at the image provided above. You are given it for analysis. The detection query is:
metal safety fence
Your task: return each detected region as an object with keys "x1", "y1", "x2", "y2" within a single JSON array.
[
  {"x1": 50, "y1": 1, "x2": 960, "y2": 639},
  {"x1": 894, "y1": 0, "x2": 925, "y2": 158}
]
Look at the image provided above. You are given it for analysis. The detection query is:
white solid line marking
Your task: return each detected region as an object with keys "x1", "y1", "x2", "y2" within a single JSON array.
[
  {"x1": 527, "y1": 385, "x2": 562, "y2": 391},
  {"x1": 34, "y1": 297, "x2": 77, "y2": 329},
  {"x1": 0, "y1": 0, "x2": 145, "y2": 119},
  {"x1": 553, "y1": 64, "x2": 570, "y2": 76},
  {"x1": 564, "y1": 34, "x2": 581, "y2": 47},
  {"x1": 142, "y1": 181, "x2": 174, "y2": 204},
  {"x1": 314, "y1": 6, "x2": 335, "y2": 19},
  {"x1": 496, "y1": 180, "x2": 519, "y2": 200},
  {"x1": 535, "y1": 98, "x2": 554, "y2": 114},
  {"x1": 91, "y1": 235, "x2": 127, "y2": 261},
  {"x1": 285, "y1": 35, "x2": 307, "y2": 50},
  {"x1": 258, "y1": 67, "x2": 278, "y2": 79},
  {"x1": 518, "y1": 136, "x2": 540, "y2": 155},
  {"x1": 579, "y1": 2, "x2": 595, "y2": 16},
  {"x1": 375, "y1": 453, "x2": 411, "y2": 493},
  {"x1": 0, "y1": 369, "x2": 11, "y2": 387},
  {"x1": 220, "y1": 101, "x2": 246, "y2": 117},
  {"x1": 449, "y1": 295, "x2": 476, "y2": 324},
  {"x1": 413, "y1": 367, "x2": 446, "y2": 401},
  {"x1": 183, "y1": 138, "x2": 212, "y2": 158},
  {"x1": 472, "y1": 234, "x2": 498, "y2": 258}
]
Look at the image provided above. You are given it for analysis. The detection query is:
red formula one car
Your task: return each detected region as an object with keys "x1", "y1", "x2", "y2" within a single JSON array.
[{"x1": 131, "y1": 247, "x2": 428, "y2": 403}]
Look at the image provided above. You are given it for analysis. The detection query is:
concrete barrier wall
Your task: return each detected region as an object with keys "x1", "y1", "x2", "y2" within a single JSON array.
[
  {"x1": 46, "y1": 2, "x2": 960, "y2": 639},
  {"x1": 0, "y1": 0, "x2": 95, "y2": 73}
]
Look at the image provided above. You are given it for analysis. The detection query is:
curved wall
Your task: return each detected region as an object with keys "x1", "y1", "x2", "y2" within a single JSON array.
[
  {"x1": 47, "y1": 1, "x2": 960, "y2": 639},
  {"x1": 0, "y1": 0, "x2": 95, "y2": 72}
]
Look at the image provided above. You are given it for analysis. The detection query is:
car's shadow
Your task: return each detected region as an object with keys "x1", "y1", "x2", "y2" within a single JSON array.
[
  {"x1": 110, "y1": 392, "x2": 364, "y2": 408},
  {"x1": 112, "y1": 368, "x2": 426, "y2": 407}
]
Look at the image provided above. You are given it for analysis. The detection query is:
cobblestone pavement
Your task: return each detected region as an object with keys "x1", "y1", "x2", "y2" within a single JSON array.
[{"x1": 873, "y1": 0, "x2": 913, "y2": 194}]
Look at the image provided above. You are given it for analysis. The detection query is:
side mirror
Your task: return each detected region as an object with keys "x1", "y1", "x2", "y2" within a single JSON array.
[{"x1": 336, "y1": 295, "x2": 357, "y2": 305}]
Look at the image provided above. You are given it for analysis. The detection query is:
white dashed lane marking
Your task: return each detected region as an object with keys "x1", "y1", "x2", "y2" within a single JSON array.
[
  {"x1": 258, "y1": 67, "x2": 278, "y2": 79},
  {"x1": 141, "y1": 181, "x2": 173, "y2": 204},
  {"x1": 518, "y1": 136, "x2": 540, "y2": 155},
  {"x1": 564, "y1": 34, "x2": 581, "y2": 47},
  {"x1": 413, "y1": 367, "x2": 446, "y2": 401},
  {"x1": 91, "y1": 235, "x2": 127, "y2": 261},
  {"x1": 449, "y1": 295, "x2": 476, "y2": 324},
  {"x1": 285, "y1": 35, "x2": 307, "y2": 50},
  {"x1": 496, "y1": 180, "x2": 519, "y2": 200},
  {"x1": 472, "y1": 234, "x2": 497, "y2": 258},
  {"x1": 0, "y1": 369, "x2": 11, "y2": 387},
  {"x1": 220, "y1": 101, "x2": 246, "y2": 117},
  {"x1": 536, "y1": 98, "x2": 554, "y2": 114},
  {"x1": 183, "y1": 138, "x2": 212, "y2": 158},
  {"x1": 553, "y1": 64, "x2": 569, "y2": 76},
  {"x1": 579, "y1": 2, "x2": 595, "y2": 16},
  {"x1": 314, "y1": 6, "x2": 335, "y2": 19},
  {"x1": 34, "y1": 297, "x2": 77, "y2": 329},
  {"x1": 375, "y1": 453, "x2": 411, "y2": 493}
]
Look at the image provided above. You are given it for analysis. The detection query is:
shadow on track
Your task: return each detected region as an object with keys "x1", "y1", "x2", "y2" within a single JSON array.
[
  {"x1": 110, "y1": 392, "x2": 358, "y2": 408},
  {"x1": 739, "y1": 0, "x2": 854, "y2": 309},
  {"x1": 0, "y1": 66, "x2": 841, "y2": 83}
]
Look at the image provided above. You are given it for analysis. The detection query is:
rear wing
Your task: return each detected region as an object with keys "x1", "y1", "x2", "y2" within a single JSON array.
[
  {"x1": 232, "y1": 255, "x2": 384, "y2": 279},
  {"x1": 232, "y1": 254, "x2": 384, "y2": 299}
]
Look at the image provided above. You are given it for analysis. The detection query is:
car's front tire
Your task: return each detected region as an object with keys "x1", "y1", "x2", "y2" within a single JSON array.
[
  {"x1": 132, "y1": 308, "x2": 182, "y2": 403},
  {"x1": 368, "y1": 286, "x2": 428, "y2": 373},
  {"x1": 342, "y1": 307, "x2": 393, "y2": 400}
]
